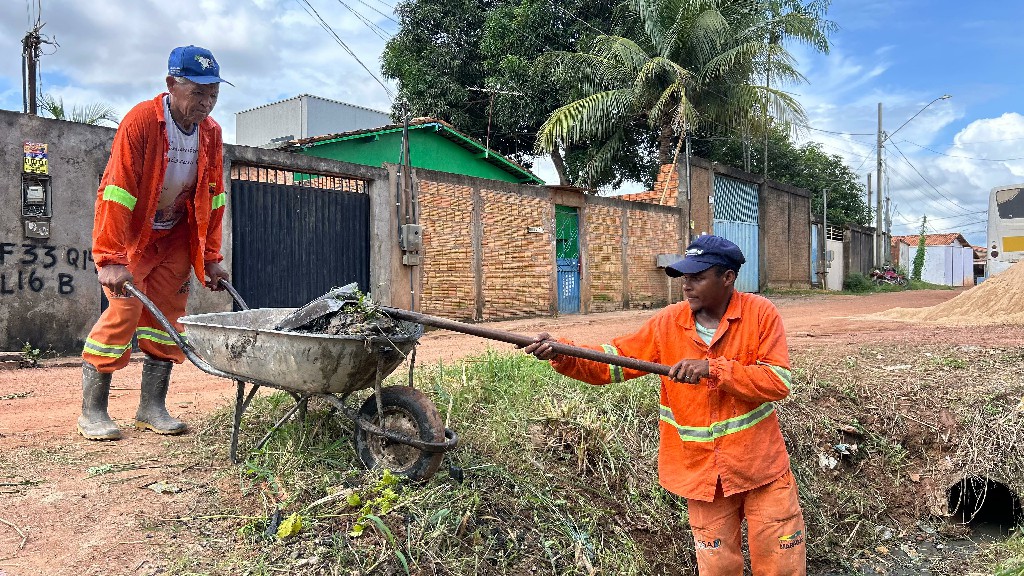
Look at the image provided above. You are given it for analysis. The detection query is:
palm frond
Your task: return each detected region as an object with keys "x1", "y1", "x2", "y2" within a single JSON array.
[
  {"x1": 536, "y1": 89, "x2": 637, "y2": 152},
  {"x1": 575, "y1": 129, "x2": 628, "y2": 188}
]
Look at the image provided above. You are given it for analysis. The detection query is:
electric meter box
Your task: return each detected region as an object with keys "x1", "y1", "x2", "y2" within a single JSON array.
[{"x1": 22, "y1": 174, "x2": 52, "y2": 218}]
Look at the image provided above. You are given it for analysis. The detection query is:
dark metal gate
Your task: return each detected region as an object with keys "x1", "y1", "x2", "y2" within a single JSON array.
[{"x1": 230, "y1": 169, "x2": 370, "y2": 309}]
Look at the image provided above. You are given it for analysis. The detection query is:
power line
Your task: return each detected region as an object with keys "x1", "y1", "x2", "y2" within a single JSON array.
[
  {"x1": 802, "y1": 125, "x2": 875, "y2": 137},
  {"x1": 355, "y1": 0, "x2": 399, "y2": 24},
  {"x1": 295, "y1": 0, "x2": 395, "y2": 100},
  {"x1": 884, "y1": 164, "x2": 973, "y2": 220},
  {"x1": 897, "y1": 139, "x2": 1024, "y2": 162},
  {"x1": 334, "y1": 0, "x2": 391, "y2": 41},
  {"x1": 888, "y1": 140, "x2": 973, "y2": 216}
]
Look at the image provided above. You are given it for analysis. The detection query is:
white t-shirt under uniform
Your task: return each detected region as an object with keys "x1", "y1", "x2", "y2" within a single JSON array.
[{"x1": 153, "y1": 95, "x2": 199, "y2": 230}]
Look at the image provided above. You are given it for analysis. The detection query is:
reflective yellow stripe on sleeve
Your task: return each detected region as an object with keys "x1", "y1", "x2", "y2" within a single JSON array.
[
  {"x1": 101, "y1": 185, "x2": 137, "y2": 211},
  {"x1": 659, "y1": 402, "x2": 776, "y2": 442},
  {"x1": 757, "y1": 361, "x2": 793, "y2": 389},
  {"x1": 601, "y1": 344, "x2": 624, "y2": 383}
]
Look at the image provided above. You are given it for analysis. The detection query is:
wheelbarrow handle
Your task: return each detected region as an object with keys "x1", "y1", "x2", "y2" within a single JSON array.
[
  {"x1": 218, "y1": 279, "x2": 250, "y2": 310},
  {"x1": 381, "y1": 307, "x2": 674, "y2": 377},
  {"x1": 121, "y1": 281, "x2": 243, "y2": 381}
]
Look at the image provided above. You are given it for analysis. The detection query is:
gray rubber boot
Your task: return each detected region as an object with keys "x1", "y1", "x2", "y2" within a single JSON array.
[
  {"x1": 78, "y1": 363, "x2": 122, "y2": 440},
  {"x1": 134, "y1": 356, "x2": 188, "y2": 435}
]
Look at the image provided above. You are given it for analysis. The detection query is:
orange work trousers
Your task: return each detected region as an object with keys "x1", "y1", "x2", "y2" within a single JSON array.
[
  {"x1": 82, "y1": 224, "x2": 193, "y2": 372},
  {"x1": 687, "y1": 470, "x2": 806, "y2": 576}
]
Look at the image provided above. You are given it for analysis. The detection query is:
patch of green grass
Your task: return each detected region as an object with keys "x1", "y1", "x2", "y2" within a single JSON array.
[
  {"x1": 173, "y1": 350, "x2": 692, "y2": 574},
  {"x1": 908, "y1": 279, "x2": 955, "y2": 290},
  {"x1": 993, "y1": 534, "x2": 1024, "y2": 576}
]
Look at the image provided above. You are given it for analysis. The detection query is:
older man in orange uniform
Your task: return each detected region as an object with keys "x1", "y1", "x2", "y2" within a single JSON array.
[
  {"x1": 525, "y1": 235, "x2": 805, "y2": 575},
  {"x1": 78, "y1": 45, "x2": 231, "y2": 440}
]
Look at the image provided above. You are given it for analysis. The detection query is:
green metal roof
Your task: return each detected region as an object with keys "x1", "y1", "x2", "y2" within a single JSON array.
[{"x1": 294, "y1": 121, "x2": 543, "y2": 185}]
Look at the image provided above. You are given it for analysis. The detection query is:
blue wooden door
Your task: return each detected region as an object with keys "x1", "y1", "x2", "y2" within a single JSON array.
[
  {"x1": 556, "y1": 206, "x2": 580, "y2": 314},
  {"x1": 713, "y1": 176, "x2": 760, "y2": 293}
]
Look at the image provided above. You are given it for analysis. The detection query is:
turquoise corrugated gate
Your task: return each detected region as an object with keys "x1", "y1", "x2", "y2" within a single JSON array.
[{"x1": 713, "y1": 176, "x2": 760, "y2": 293}]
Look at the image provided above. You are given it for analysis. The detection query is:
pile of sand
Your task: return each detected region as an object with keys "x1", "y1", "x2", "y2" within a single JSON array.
[{"x1": 871, "y1": 260, "x2": 1024, "y2": 326}]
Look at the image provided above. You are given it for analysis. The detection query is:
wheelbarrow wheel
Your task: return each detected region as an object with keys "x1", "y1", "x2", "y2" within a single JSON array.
[{"x1": 355, "y1": 386, "x2": 444, "y2": 482}]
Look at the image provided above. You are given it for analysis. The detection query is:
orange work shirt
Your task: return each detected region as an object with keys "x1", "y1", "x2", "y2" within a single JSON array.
[
  {"x1": 92, "y1": 93, "x2": 226, "y2": 282},
  {"x1": 550, "y1": 291, "x2": 793, "y2": 502}
]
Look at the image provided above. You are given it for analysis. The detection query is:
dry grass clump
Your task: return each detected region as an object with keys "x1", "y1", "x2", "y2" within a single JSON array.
[
  {"x1": 783, "y1": 344, "x2": 1024, "y2": 574},
  {"x1": 870, "y1": 260, "x2": 1024, "y2": 326}
]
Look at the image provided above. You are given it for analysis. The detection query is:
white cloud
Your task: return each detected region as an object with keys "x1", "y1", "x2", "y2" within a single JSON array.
[{"x1": 0, "y1": 0, "x2": 397, "y2": 143}]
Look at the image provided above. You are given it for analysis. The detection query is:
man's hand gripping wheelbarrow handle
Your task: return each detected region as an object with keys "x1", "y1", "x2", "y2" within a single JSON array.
[{"x1": 382, "y1": 307, "x2": 673, "y2": 377}]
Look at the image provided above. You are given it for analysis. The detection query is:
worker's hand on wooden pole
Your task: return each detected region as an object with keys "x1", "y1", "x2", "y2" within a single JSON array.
[
  {"x1": 669, "y1": 359, "x2": 710, "y2": 384},
  {"x1": 523, "y1": 332, "x2": 561, "y2": 362}
]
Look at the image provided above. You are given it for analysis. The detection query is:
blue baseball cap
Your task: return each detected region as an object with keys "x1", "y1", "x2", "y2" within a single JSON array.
[
  {"x1": 168, "y1": 45, "x2": 233, "y2": 86},
  {"x1": 665, "y1": 235, "x2": 746, "y2": 277}
]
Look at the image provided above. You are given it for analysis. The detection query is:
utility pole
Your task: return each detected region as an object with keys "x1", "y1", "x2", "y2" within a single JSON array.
[
  {"x1": 885, "y1": 197, "x2": 892, "y2": 242},
  {"x1": 867, "y1": 173, "x2": 873, "y2": 266},
  {"x1": 876, "y1": 103, "x2": 884, "y2": 267},
  {"x1": 22, "y1": 24, "x2": 44, "y2": 115},
  {"x1": 866, "y1": 173, "x2": 872, "y2": 214}
]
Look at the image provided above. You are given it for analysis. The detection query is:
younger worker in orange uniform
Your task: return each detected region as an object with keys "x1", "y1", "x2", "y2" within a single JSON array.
[
  {"x1": 525, "y1": 235, "x2": 805, "y2": 575},
  {"x1": 78, "y1": 46, "x2": 231, "y2": 441}
]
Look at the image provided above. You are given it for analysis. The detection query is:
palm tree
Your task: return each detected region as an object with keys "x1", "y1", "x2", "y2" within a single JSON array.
[
  {"x1": 536, "y1": 0, "x2": 833, "y2": 187},
  {"x1": 39, "y1": 94, "x2": 119, "y2": 126}
]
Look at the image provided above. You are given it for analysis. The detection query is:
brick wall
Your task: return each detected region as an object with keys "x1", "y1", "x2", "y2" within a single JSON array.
[
  {"x1": 762, "y1": 183, "x2": 811, "y2": 288},
  {"x1": 415, "y1": 171, "x2": 687, "y2": 320},
  {"x1": 584, "y1": 204, "x2": 624, "y2": 312},
  {"x1": 480, "y1": 189, "x2": 553, "y2": 320},
  {"x1": 627, "y1": 209, "x2": 681, "y2": 307},
  {"x1": 418, "y1": 180, "x2": 476, "y2": 318}
]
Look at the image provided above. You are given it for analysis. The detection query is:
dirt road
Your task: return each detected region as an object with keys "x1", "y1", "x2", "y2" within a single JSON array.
[{"x1": 3, "y1": 289, "x2": 1024, "y2": 575}]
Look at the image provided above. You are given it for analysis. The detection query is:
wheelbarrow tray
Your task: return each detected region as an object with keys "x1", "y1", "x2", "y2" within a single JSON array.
[{"x1": 179, "y1": 308, "x2": 421, "y2": 395}]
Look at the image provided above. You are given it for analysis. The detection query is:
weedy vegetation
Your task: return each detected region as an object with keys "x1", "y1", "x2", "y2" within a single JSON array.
[{"x1": 154, "y1": 344, "x2": 1023, "y2": 575}]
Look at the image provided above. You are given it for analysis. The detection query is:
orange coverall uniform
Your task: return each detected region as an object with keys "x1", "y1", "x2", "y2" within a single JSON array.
[
  {"x1": 549, "y1": 292, "x2": 805, "y2": 575},
  {"x1": 82, "y1": 93, "x2": 226, "y2": 372}
]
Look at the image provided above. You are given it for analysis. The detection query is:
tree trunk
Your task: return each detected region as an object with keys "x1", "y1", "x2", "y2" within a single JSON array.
[
  {"x1": 658, "y1": 122, "x2": 674, "y2": 165},
  {"x1": 551, "y1": 147, "x2": 569, "y2": 186}
]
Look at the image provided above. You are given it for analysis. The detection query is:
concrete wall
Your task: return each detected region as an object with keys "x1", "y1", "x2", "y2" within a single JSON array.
[
  {"x1": 0, "y1": 110, "x2": 395, "y2": 354},
  {"x1": 0, "y1": 111, "x2": 113, "y2": 353},
  {"x1": 762, "y1": 180, "x2": 811, "y2": 289}
]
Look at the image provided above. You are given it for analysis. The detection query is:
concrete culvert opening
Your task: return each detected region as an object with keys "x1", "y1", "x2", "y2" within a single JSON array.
[{"x1": 947, "y1": 476, "x2": 1023, "y2": 539}]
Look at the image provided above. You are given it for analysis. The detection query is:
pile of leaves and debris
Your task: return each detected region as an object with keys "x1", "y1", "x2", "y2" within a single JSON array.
[
  {"x1": 287, "y1": 287, "x2": 415, "y2": 339},
  {"x1": 146, "y1": 343, "x2": 1023, "y2": 575}
]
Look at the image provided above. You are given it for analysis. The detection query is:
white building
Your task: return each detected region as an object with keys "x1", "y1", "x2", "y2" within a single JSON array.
[
  {"x1": 891, "y1": 233, "x2": 975, "y2": 286},
  {"x1": 235, "y1": 94, "x2": 390, "y2": 148}
]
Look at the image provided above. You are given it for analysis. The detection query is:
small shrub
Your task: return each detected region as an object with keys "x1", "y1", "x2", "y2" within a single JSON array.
[{"x1": 843, "y1": 273, "x2": 873, "y2": 293}]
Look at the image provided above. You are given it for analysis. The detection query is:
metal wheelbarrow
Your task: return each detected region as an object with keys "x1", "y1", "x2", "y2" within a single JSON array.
[{"x1": 124, "y1": 281, "x2": 457, "y2": 482}]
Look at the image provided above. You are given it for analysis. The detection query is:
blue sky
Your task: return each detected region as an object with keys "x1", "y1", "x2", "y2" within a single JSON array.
[{"x1": 1, "y1": 0, "x2": 1018, "y2": 246}]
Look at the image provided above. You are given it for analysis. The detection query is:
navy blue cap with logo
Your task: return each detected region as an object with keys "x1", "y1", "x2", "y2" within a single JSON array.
[
  {"x1": 168, "y1": 45, "x2": 234, "y2": 86},
  {"x1": 665, "y1": 235, "x2": 746, "y2": 277}
]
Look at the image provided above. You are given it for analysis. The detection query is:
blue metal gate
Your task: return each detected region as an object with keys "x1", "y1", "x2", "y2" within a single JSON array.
[
  {"x1": 557, "y1": 259, "x2": 580, "y2": 314},
  {"x1": 713, "y1": 176, "x2": 759, "y2": 293},
  {"x1": 555, "y1": 205, "x2": 580, "y2": 314}
]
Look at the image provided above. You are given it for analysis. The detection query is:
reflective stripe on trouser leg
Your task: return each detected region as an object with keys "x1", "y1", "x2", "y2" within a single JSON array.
[
  {"x1": 686, "y1": 485, "x2": 745, "y2": 576},
  {"x1": 744, "y1": 470, "x2": 806, "y2": 576},
  {"x1": 136, "y1": 226, "x2": 192, "y2": 364},
  {"x1": 83, "y1": 289, "x2": 144, "y2": 372}
]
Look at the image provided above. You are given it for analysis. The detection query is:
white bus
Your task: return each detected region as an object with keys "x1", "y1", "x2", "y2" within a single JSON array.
[{"x1": 987, "y1": 184, "x2": 1024, "y2": 276}]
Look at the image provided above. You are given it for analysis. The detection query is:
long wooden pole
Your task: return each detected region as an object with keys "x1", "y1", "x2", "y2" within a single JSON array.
[{"x1": 382, "y1": 307, "x2": 674, "y2": 377}]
